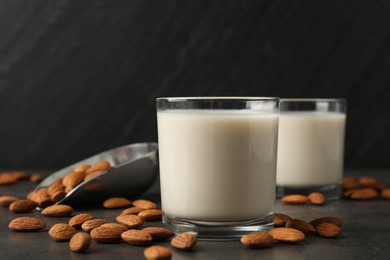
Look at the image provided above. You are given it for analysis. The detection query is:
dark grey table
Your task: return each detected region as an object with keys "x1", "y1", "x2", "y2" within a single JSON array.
[{"x1": 0, "y1": 169, "x2": 389, "y2": 260}]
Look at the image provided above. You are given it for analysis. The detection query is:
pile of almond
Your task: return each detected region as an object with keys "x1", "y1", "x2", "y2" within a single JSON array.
[{"x1": 342, "y1": 176, "x2": 390, "y2": 200}]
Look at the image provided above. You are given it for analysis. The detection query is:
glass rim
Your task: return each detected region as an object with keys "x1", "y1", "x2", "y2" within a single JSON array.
[
  {"x1": 156, "y1": 96, "x2": 279, "y2": 102},
  {"x1": 280, "y1": 98, "x2": 346, "y2": 103}
]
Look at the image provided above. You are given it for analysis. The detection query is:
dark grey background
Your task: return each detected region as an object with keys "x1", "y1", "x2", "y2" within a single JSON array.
[{"x1": 0, "y1": 0, "x2": 389, "y2": 169}]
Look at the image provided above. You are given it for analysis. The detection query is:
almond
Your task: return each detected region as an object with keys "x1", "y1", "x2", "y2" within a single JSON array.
[
  {"x1": 343, "y1": 188, "x2": 360, "y2": 197},
  {"x1": 281, "y1": 194, "x2": 309, "y2": 204},
  {"x1": 116, "y1": 214, "x2": 144, "y2": 228},
  {"x1": 41, "y1": 204, "x2": 74, "y2": 217},
  {"x1": 240, "y1": 232, "x2": 273, "y2": 248},
  {"x1": 86, "y1": 161, "x2": 111, "y2": 174},
  {"x1": 103, "y1": 197, "x2": 132, "y2": 209},
  {"x1": 33, "y1": 188, "x2": 53, "y2": 208},
  {"x1": 69, "y1": 213, "x2": 94, "y2": 229},
  {"x1": 30, "y1": 174, "x2": 43, "y2": 183},
  {"x1": 9, "y1": 171, "x2": 30, "y2": 180},
  {"x1": 268, "y1": 228, "x2": 305, "y2": 243},
  {"x1": 51, "y1": 189, "x2": 67, "y2": 203},
  {"x1": 274, "y1": 213, "x2": 292, "y2": 226},
  {"x1": 69, "y1": 232, "x2": 91, "y2": 253},
  {"x1": 84, "y1": 170, "x2": 104, "y2": 180},
  {"x1": 350, "y1": 188, "x2": 378, "y2": 200},
  {"x1": 316, "y1": 223, "x2": 341, "y2": 238},
  {"x1": 8, "y1": 217, "x2": 45, "y2": 231},
  {"x1": 365, "y1": 182, "x2": 386, "y2": 191},
  {"x1": 138, "y1": 209, "x2": 163, "y2": 221},
  {"x1": 9, "y1": 199, "x2": 37, "y2": 213},
  {"x1": 310, "y1": 216, "x2": 343, "y2": 227},
  {"x1": 308, "y1": 192, "x2": 325, "y2": 205},
  {"x1": 358, "y1": 176, "x2": 377, "y2": 186},
  {"x1": 0, "y1": 173, "x2": 18, "y2": 185},
  {"x1": 142, "y1": 227, "x2": 175, "y2": 241},
  {"x1": 285, "y1": 219, "x2": 316, "y2": 234},
  {"x1": 82, "y1": 219, "x2": 108, "y2": 232},
  {"x1": 342, "y1": 177, "x2": 361, "y2": 190},
  {"x1": 121, "y1": 207, "x2": 144, "y2": 215},
  {"x1": 0, "y1": 196, "x2": 19, "y2": 207},
  {"x1": 90, "y1": 223, "x2": 128, "y2": 243},
  {"x1": 74, "y1": 164, "x2": 91, "y2": 172},
  {"x1": 49, "y1": 223, "x2": 76, "y2": 241},
  {"x1": 132, "y1": 199, "x2": 157, "y2": 210},
  {"x1": 63, "y1": 171, "x2": 86, "y2": 188},
  {"x1": 144, "y1": 245, "x2": 172, "y2": 260},
  {"x1": 170, "y1": 233, "x2": 197, "y2": 250},
  {"x1": 121, "y1": 229, "x2": 152, "y2": 246},
  {"x1": 381, "y1": 188, "x2": 390, "y2": 200}
]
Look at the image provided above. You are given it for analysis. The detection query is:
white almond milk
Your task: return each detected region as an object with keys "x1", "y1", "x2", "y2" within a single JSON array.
[
  {"x1": 157, "y1": 110, "x2": 278, "y2": 222},
  {"x1": 276, "y1": 112, "x2": 346, "y2": 187}
]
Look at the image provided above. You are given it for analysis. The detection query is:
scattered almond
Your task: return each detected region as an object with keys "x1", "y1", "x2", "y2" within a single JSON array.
[
  {"x1": 49, "y1": 223, "x2": 76, "y2": 241},
  {"x1": 308, "y1": 192, "x2": 325, "y2": 205},
  {"x1": 82, "y1": 219, "x2": 108, "y2": 232},
  {"x1": 240, "y1": 232, "x2": 273, "y2": 248},
  {"x1": 144, "y1": 245, "x2": 172, "y2": 260},
  {"x1": 138, "y1": 209, "x2": 163, "y2": 221},
  {"x1": 274, "y1": 213, "x2": 292, "y2": 226},
  {"x1": 70, "y1": 232, "x2": 91, "y2": 253},
  {"x1": 171, "y1": 233, "x2": 197, "y2": 250},
  {"x1": 69, "y1": 213, "x2": 94, "y2": 229},
  {"x1": 121, "y1": 229, "x2": 152, "y2": 246},
  {"x1": 90, "y1": 223, "x2": 128, "y2": 243},
  {"x1": 30, "y1": 174, "x2": 43, "y2": 183},
  {"x1": 310, "y1": 216, "x2": 343, "y2": 227},
  {"x1": 8, "y1": 217, "x2": 45, "y2": 231},
  {"x1": 268, "y1": 228, "x2": 305, "y2": 243},
  {"x1": 281, "y1": 194, "x2": 309, "y2": 204},
  {"x1": 41, "y1": 204, "x2": 74, "y2": 217},
  {"x1": 285, "y1": 219, "x2": 316, "y2": 234},
  {"x1": 132, "y1": 199, "x2": 157, "y2": 210},
  {"x1": 350, "y1": 188, "x2": 378, "y2": 200},
  {"x1": 0, "y1": 196, "x2": 19, "y2": 207},
  {"x1": 142, "y1": 227, "x2": 175, "y2": 241},
  {"x1": 103, "y1": 197, "x2": 132, "y2": 209},
  {"x1": 358, "y1": 176, "x2": 377, "y2": 186},
  {"x1": 0, "y1": 173, "x2": 18, "y2": 185},
  {"x1": 116, "y1": 214, "x2": 144, "y2": 228},
  {"x1": 120, "y1": 207, "x2": 144, "y2": 215},
  {"x1": 9, "y1": 171, "x2": 30, "y2": 180},
  {"x1": 382, "y1": 188, "x2": 390, "y2": 200},
  {"x1": 342, "y1": 176, "x2": 360, "y2": 189},
  {"x1": 9, "y1": 199, "x2": 37, "y2": 213},
  {"x1": 316, "y1": 223, "x2": 341, "y2": 238}
]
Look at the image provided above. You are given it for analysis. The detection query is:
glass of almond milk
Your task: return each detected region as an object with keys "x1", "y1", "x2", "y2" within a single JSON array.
[
  {"x1": 276, "y1": 99, "x2": 346, "y2": 200},
  {"x1": 156, "y1": 97, "x2": 279, "y2": 240}
]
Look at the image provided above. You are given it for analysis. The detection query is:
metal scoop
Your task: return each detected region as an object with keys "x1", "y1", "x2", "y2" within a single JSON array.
[{"x1": 35, "y1": 142, "x2": 158, "y2": 207}]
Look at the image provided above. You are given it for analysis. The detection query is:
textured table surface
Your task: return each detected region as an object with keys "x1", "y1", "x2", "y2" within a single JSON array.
[{"x1": 0, "y1": 169, "x2": 389, "y2": 260}]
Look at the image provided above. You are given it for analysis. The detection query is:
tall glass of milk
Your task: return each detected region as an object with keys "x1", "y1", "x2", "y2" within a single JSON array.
[
  {"x1": 156, "y1": 97, "x2": 279, "y2": 240},
  {"x1": 276, "y1": 99, "x2": 346, "y2": 200}
]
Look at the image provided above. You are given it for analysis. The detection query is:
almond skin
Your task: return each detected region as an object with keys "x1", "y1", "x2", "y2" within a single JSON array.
[
  {"x1": 116, "y1": 214, "x2": 144, "y2": 228},
  {"x1": 310, "y1": 216, "x2": 343, "y2": 227},
  {"x1": 350, "y1": 188, "x2": 378, "y2": 200},
  {"x1": 274, "y1": 213, "x2": 292, "y2": 227},
  {"x1": 316, "y1": 223, "x2": 341, "y2": 238},
  {"x1": 240, "y1": 232, "x2": 273, "y2": 248},
  {"x1": 121, "y1": 229, "x2": 152, "y2": 246},
  {"x1": 103, "y1": 197, "x2": 132, "y2": 209},
  {"x1": 268, "y1": 228, "x2": 305, "y2": 243},
  {"x1": 132, "y1": 199, "x2": 157, "y2": 210},
  {"x1": 171, "y1": 233, "x2": 197, "y2": 250},
  {"x1": 144, "y1": 245, "x2": 172, "y2": 260},
  {"x1": 49, "y1": 223, "x2": 76, "y2": 241},
  {"x1": 69, "y1": 232, "x2": 91, "y2": 253},
  {"x1": 90, "y1": 223, "x2": 128, "y2": 243},
  {"x1": 285, "y1": 219, "x2": 316, "y2": 234},
  {"x1": 142, "y1": 227, "x2": 175, "y2": 241},
  {"x1": 308, "y1": 192, "x2": 326, "y2": 205},
  {"x1": 281, "y1": 194, "x2": 309, "y2": 204},
  {"x1": 8, "y1": 217, "x2": 45, "y2": 232},
  {"x1": 9, "y1": 199, "x2": 37, "y2": 213},
  {"x1": 69, "y1": 213, "x2": 94, "y2": 229},
  {"x1": 138, "y1": 209, "x2": 163, "y2": 221},
  {"x1": 41, "y1": 204, "x2": 74, "y2": 217},
  {"x1": 120, "y1": 207, "x2": 144, "y2": 215},
  {"x1": 0, "y1": 196, "x2": 19, "y2": 207},
  {"x1": 381, "y1": 188, "x2": 390, "y2": 200}
]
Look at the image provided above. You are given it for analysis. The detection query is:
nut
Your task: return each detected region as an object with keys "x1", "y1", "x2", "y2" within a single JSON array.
[
  {"x1": 30, "y1": 174, "x2": 43, "y2": 183},
  {"x1": 9, "y1": 199, "x2": 37, "y2": 213},
  {"x1": 63, "y1": 171, "x2": 86, "y2": 189},
  {"x1": 8, "y1": 217, "x2": 45, "y2": 232},
  {"x1": 116, "y1": 214, "x2": 144, "y2": 228},
  {"x1": 144, "y1": 245, "x2": 172, "y2": 260},
  {"x1": 268, "y1": 228, "x2": 305, "y2": 243},
  {"x1": 138, "y1": 209, "x2": 163, "y2": 221},
  {"x1": 240, "y1": 232, "x2": 273, "y2": 248},
  {"x1": 120, "y1": 207, "x2": 144, "y2": 215},
  {"x1": 69, "y1": 213, "x2": 94, "y2": 229},
  {"x1": 316, "y1": 223, "x2": 341, "y2": 238},
  {"x1": 142, "y1": 227, "x2": 175, "y2": 241},
  {"x1": 281, "y1": 194, "x2": 309, "y2": 204},
  {"x1": 0, "y1": 173, "x2": 18, "y2": 185},
  {"x1": 49, "y1": 223, "x2": 76, "y2": 241},
  {"x1": 170, "y1": 233, "x2": 197, "y2": 250},
  {"x1": 132, "y1": 199, "x2": 157, "y2": 210},
  {"x1": 309, "y1": 216, "x2": 343, "y2": 227},
  {"x1": 274, "y1": 213, "x2": 292, "y2": 226},
  {"x1": 342, "y1": 176, "x2": 361, "y2": 189},
  {"x1": 103, "y1": 197, "x2": 132, "y2": 209},
  {"x1": 81, "y1": 219, "x2": 108, "y2": 232},
  {"x1": 86, "y1": 161, "x2": 111, "y2": 174},
  {"x1": 350, "y1": 188, "x2": 378, "y2": 200},
  {"x1": 69, "y1": 232, "x2": 91, "y2": 253},
  {"x1": 121, "y1": 229, "x2": 153, "y2": 246},
  {"x1": 382, "y1": 188, "x2": 390, "y2": 200},
  {"x1": 74, "y1": 164, "x2": 91, "y2": 172},
  {"x1": 308, "y1": 192, "x2": 325, "y2": 205},
  {"x1": 33, "y1": 188, "x2": 53, "y2": 208},
  {"x1": 0, "y1": 196, "x2": 19, "y2": 207},
  {"x1": 90, "y1": 223, "x2": 128, "y2": 243},
  {"x1": 285, "y1": 219, "x2": 316, "y2": 234},
  {"x1": 358, "y1": 176, "x2": 377, "y2": 186},
  {"x1": 41, "y1": 204, "x2": 74, "y2": 217}
]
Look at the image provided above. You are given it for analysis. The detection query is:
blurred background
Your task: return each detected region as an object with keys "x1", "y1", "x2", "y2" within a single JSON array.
[{"x1": 0, "y1": 0, "x2": 389, "y2": 169}]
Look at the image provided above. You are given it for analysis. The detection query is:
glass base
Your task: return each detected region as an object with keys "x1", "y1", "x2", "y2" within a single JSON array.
[
  {"x1": 276, "y1": 183, "x2": 341, "y2": 200},
  {"x1": 162, "y1": 213, "x2": 274, "y2": 241}
]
